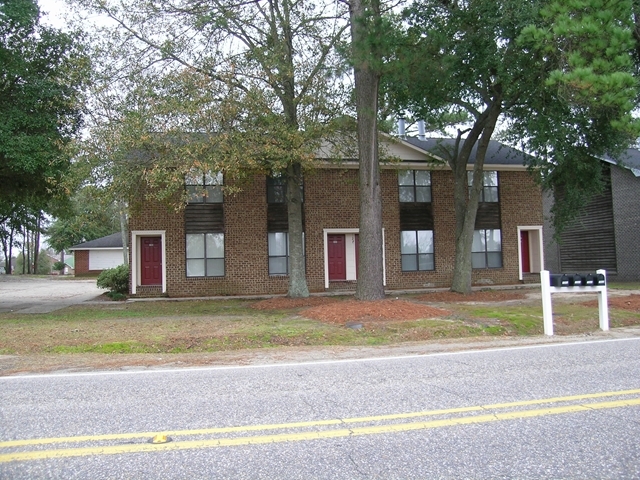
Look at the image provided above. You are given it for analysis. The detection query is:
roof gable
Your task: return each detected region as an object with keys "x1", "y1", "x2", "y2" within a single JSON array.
[
  {"x1": 316, "y1": 135, "x2": 532, "y2": 168},
  {"x1": 604, "y1": 149, "x2": 640, "y2": 177},
  {"x1": 402, "y1": 138, "x2": 533, "y2": 166},
  {"x1": 69, "y1": 233, "x2": 123, "y2": 250}
]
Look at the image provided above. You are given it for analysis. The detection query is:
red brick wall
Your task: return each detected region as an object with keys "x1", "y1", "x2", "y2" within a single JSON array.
[
  {"x1": 72, "y1": 250, "x2": 102, "y2": 277},
  {"x1": 129, "y1": 167, "x2": 543, "y2": 297}
]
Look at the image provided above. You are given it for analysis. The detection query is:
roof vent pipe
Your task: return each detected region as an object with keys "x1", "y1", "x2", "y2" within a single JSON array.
[
  {"x1": 398, "y1": 118, "x2": 406, "y2": 138},
  {"x1": 418, "y1": 120, "x2": 426, "y2": 141}
]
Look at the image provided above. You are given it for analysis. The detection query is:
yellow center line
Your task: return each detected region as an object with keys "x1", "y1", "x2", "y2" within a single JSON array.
[
  {"x1": 2, "y1": 388, "x2": 639, "y2": 449},
  {"x1": 1, "y1": 397, "x2": 639, "y2": 463}
]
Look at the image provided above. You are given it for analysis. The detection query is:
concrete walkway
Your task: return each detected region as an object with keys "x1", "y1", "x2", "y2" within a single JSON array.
[{"x1": 0, "y1": 276, "x2": 103, "y2": 314}]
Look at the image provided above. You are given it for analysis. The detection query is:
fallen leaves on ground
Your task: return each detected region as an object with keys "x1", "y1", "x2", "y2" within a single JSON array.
[
  {"x1": 416, "y1": 291, "x2": 528, "y2": 302},
  {"x1": 584, "y1": 294, "x2": 640, "y2": 312},
  {"x1": 301, "y1": 299, "x2": 450, "y2": 324},
  {"x1": 252, "y1": 297, "x2": 339, "y2": 310}
]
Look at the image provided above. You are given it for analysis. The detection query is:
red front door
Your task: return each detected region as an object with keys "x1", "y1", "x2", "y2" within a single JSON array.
[
  {"x1": 328, "y1": 234, "x2": 346, "y2": 281},
  {"x1": 520, "y1": 231, "x2": 531, "y2": 274},
  {"x1": 141, "y1": 237, "x2": 162, "y2": 285}
]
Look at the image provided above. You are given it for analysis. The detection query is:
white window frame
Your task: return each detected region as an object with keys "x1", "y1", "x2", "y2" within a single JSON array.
[
  {"x1": 472, "y1": 229, "x2": 503, "y2": 269},
  {"x1": 186, "y1": 170, "x2": 223, "y2": 204},
  {"x1": 186, "y1": 232, "x2": 225, "y2": 278},
  {"x1": 398, "y1": 170, "x2": 432, "y2": 203},
  {"x1": 468, "y1": 171, "x2": 499, "y2": 202},
  {"x1": 400, "y1": 230, "x2": 435, "y2": 271}
]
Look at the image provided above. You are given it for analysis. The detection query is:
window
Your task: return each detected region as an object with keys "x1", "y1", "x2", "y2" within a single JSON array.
[
  {"x1": 186, "y1": 170, "x2": 223, "y2": 203},
  {"x1": 467, "y1": 171, "x2": 498, "y2": 202},
  {"x1": 268, "y1": 232, "x2": 305, "y2": 275},
  {"x1": 399, "y1": 170, "x2": 431, "y2": 203},
  {"x1": 472, "y1": 229, "x2": 502, "y2": 268},
  {"x1": 268, "y1": 232, "x2": 289, "y2": 275},
  {"x1": 401, "y1": 230, "x2": 434, "y2": 271},
  {"x1": 267, "y1": 176, "x2": 286, "y2": 204},
  {"x1": 267, "y1": 175, "x2": 304, "y2": 204},
  {"x1": 186, "y1": 233, "x2": 224, "y2": 277}
]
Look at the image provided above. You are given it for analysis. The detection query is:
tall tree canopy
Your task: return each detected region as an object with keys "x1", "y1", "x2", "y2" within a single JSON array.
[
  {"x1": 47, "y1": 186, "x2": 121, "y2": 254},
  {"x1": 74, "y1": 0, "x2": 350, "y2": 297},
  {"x1": 0, "y1": 0, "x2": 89, "y2": 207},
  {"x1": 384, "y1": 0, "x2": 638, "y2": 293}
]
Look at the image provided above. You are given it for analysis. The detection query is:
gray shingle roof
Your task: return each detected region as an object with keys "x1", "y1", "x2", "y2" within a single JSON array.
[
  {"x1": 402, "y1": 137, "x2": 533, "y2": 165},
  {"x1": 69, "y1": 233, "x2": 123, "y2": 250},
  {"x1": 605, "y1": 149, "x2": 640, "y2": 176}
]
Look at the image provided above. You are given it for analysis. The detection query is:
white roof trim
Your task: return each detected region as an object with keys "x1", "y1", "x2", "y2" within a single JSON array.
[
  {"x1": 314, "y1": 160, "x2": 528, "y2": 171},
  {"x1": 70, "y1": 247, "x2": 127, "y2": 251}
]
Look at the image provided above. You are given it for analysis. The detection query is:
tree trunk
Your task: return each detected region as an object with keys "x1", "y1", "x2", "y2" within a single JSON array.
[
  {"x1": 8, "y1": 225, "x2": 15, "y2": 274},
  {"x1": 22, "y1": 230, "x2": 27, "y2": 274},
  {"x1": 25, "y1": 228, "x2": 31, "y2": 274},
  {"x1": 286, "y1": 162, "x2": 309, "y2": 298},
  {"x1": 350, "y1": 0, "x2": 385, "y2": 301},
  {"x1": 0, "y1": 229, "x2": 8, "y2": 274},
  {"x1": 450, "y1": 101, "x2": 502, "y2": 293},
  {"x1": 119, "y1": 201, "x2": 129, "y2": 265},
  {"x1": 33, "y1": 214, "x2": 41, "y2": 274}
]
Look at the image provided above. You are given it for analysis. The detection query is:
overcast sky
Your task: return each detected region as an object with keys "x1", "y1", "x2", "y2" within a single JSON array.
[{"x1": 38, "y1": 0, "x2": 73, "y2": 29}]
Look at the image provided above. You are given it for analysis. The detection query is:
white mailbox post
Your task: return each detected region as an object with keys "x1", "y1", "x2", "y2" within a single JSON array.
[{"x1": 540, "y1": 269, "x2": 609, "y2": 336}]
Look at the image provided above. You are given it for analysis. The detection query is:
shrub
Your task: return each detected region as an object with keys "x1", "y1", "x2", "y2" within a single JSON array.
[
  {"x1": 52, "y1": 261, "x2": 66, "y2": 272},
  {"x1": 97, "y1": 264, "x2": 129, "y2": 295}
]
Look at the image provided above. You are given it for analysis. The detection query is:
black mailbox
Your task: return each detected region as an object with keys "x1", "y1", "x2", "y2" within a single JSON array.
[
  {"x1": 580, "y1": 273, "x2": 596, "y2": 286},
  {"x1": 567, "y1": 274, "x2": 582, "y2": 286},
  {"x1": 580, "y1": 273, "x2": 606, "y2": 286},
  {"x1": 550, "y1": 273, "x2": 604, "y2": 287},
  {"x1": 550, "y1": 274, "x2": 570, "y2": 287}
]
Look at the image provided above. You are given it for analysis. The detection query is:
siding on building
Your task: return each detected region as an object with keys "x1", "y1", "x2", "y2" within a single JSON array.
[
  {"x1": 544, "y1": 161, "x2": 640, "y2": 281},
  {"x1": 611, "y1": 166, "x2": 640, "y2": 280}
]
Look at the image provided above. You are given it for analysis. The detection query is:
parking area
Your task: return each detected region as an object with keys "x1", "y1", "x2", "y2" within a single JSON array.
[{"x1": 0, "y1": 276, "x2": 102, "y2": 313}]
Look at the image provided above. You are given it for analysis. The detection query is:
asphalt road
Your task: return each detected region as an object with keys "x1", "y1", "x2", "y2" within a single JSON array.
[
  {"x1": 1, "y1": 338, "x2": 639, "y2": 479},
  {"x1": 0, "y1": 276, "x2": 102, "y2": 313}
]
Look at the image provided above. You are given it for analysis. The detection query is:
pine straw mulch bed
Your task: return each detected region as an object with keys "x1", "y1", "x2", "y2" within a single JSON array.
[
  {"x1": 251, "y1": 290, "x2": 530, "y2": 325},
  {"x1": 416, "y1": 291, "x2": 529, "y2": 303},
  {"x1": 584, "y1": 294, "x2": 640, "y2": 312}
]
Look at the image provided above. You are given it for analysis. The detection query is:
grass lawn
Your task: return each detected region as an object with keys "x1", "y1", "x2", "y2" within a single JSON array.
[{"x1": 1, "y1": 291, "x2": 639, "y2": 356}]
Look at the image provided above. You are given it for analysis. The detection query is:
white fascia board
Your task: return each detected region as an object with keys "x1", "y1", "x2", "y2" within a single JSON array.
[{"x1": 314, "y1": 160, "x2": 528, "y2": 172}]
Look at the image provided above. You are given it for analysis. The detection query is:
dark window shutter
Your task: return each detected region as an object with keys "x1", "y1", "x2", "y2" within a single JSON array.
[
  {"x1": 475, "y1": 203, "x2": 501, "y2": 229},
  {"x1": 399, "y1": 204, "x2": 433, "y2": 230},
  {"x1": 185, "y1": 204, "x2": 224, "y2": 233},
  {"x1": 267, "y1": 204, "x2": 288, "y2": 232}
]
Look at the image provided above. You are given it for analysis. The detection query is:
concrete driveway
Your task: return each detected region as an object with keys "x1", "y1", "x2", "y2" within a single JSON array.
[{"x1": 0, "y1": 276, "x2": 103, "y2": 314}]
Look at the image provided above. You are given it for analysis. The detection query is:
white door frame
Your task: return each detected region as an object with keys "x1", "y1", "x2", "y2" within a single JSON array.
[
  {"x1": 516, "y1": 225, "x2": 544, "y2": 280},
  {"x1": 131, "y1": 230, "x2": 167, "y2": 294},
  {"x1": 323, "y1": 228, "x2": 386, "y2": 289}
]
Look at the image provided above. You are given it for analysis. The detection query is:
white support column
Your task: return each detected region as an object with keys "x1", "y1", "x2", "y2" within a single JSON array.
[
  {"x1": 540, "y1": 270, "x2": 554, "y2": 336},
  {"x1": 597, "y1": 269, "x2": 609, "y2": 331},
  {"x1": 540, "y1": 269, "x2": 609, "y2": 336}
]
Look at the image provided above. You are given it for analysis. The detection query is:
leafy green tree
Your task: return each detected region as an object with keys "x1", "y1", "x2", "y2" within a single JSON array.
[
  {"x1": 0, "y1": 0, "x2": 89, "y2": 209},
  {"x1": 47, "y1": 185, "x2": 121, "y2": 253},
  {"x1": 385, "y1": 0, "x2": 638, "y2": 293},
  {"x1": 73, "y1": 0, "x2": 350, "y2": 297},
  {"x1": 15, "y1": 248, "x2": 50, "y2": 275}
]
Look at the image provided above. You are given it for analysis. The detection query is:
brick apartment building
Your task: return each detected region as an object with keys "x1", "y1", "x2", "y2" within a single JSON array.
[{"x1": 128, "y1": 137, "x2": 545, "y2": 297}]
